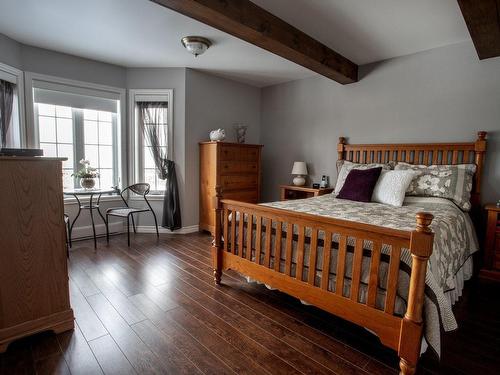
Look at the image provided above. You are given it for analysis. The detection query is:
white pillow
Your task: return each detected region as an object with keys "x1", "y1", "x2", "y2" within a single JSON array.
[
  {"x1": 334, "y1": 161, "x2": 392, "y2": 194},
  {"x1": 372, "y1": 170, "x2": 416, "y2": 207}
]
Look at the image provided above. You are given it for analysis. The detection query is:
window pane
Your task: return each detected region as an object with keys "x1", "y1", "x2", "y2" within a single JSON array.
[
  {"x1": 99, "y1": 169, "x2": 113, "y2": 189},
  {"x1": 84, "y1": 145, "x2": 99, "y2": 167},
  {"x1": 98, "y1": 111, "x2": 112, "y2": 122},
  {"x1": 58, "y1": 144, "x2": 74, "y2": 169},
  {"x1": 144, "y1": 168, "x2": 156, "y2": 188},
  {"x1": 144, "y1": 147, "x2": 155, "y2": 169},
  {"x1": 62, "y1": 169, "x2": 73, "y2": 190},
  {"x1": 57, "y1": 118, "x2": 73, "y2": 143},
  {"x1": 38, "y1": 117, "x2": 56, "y2": 142},
  {"x1": 83, "y1": 109, "x2": 98, "y2": 121},
  {"x1": 40, "y1": 143, "x2": 57, "y2": 157},
  {"x1": 157, "y1": 177, "x2": 165, "y2": 192},
  {"x1": 84, "y1": 120, "x2": 98, "y2": 144},
  {"x1": 98, "y1": 122, "x2": 113, "y2": 145},
  {"x1": 38, "y1": 103, "x2": 55, "y2": 117},
  {"x1": 56, "y1": 105, "x2": 72, "y2": 118},
  {"x1": 99, "y1": 145, "x2": 113, "y2": 168}
]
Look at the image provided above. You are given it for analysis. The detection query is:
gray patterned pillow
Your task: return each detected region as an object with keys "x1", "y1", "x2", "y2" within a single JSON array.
[
  {"x1": 394, "y1": 162, "x2": 476, "y2": 211},
  {"x1": 334, "y1": 160, "x2": 393, "y2": 194}
]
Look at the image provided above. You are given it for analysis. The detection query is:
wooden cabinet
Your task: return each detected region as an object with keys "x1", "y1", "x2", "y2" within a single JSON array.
[
  {"x1": 0, "y1": 157, "x2": 74, "y2": 353},
  {"x1": 199, "y1": 142, "x2": 262, "y2": 235},
  {"x1": 280, "y1": 185, "x2": 334, "y2": 201},
  {"x1": 480, "y1": 204, "x2": 500, "y2": 281}
]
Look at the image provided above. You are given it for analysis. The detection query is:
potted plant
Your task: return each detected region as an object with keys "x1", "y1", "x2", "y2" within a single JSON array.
[{"x1": 72, "y1": 159, "x2": 99, "y2": 189}]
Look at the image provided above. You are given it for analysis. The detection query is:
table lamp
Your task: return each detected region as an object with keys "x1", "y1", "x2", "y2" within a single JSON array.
[{"x1": 291, "y1": 161, "x2": 308, "y2": 186}]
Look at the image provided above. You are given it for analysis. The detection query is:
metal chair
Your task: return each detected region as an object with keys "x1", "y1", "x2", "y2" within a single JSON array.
[{"x1": 105, "y1": 183, "x2": 159, "y2": 246}]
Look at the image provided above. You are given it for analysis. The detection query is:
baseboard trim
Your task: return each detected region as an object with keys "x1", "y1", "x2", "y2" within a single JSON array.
[
  {"x1": 136, "y1": 225, "x2": 199, "y2": 234},
  {"x1": 71, "y1": 222, "x2": 123, "y2": 240}
]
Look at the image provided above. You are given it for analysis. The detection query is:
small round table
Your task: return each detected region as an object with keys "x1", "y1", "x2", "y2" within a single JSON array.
[{"x1": 63, "y1": 188, "x2": 116, "y2": 248}]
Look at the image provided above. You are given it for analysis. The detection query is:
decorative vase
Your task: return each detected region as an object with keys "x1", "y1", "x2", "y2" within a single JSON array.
[
  {"x1": 209, "y1": 128, "x2": 226, "y2": 141},
  {"x1": 234, "y1": 124, "x2": 248, "y2": 144},
  {"x1": 80, "y1": 178, "x2": 96, "y2": 190}
]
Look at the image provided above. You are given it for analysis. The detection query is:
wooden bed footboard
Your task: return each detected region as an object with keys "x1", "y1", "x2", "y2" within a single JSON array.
[{"x1": 211, "y1": 187, "x2": 434, "y2": 375}]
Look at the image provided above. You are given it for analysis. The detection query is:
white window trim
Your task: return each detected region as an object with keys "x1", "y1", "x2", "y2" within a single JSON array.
[
  {"x1": 128, "y1": 88, "x2": 174, "y2": 194},
  {"x1": 24, "y1": 72, "x2": 127, "y2": 191},
  {"x1": 0, "y1": 62, "x2": 26, "y2": 147}
]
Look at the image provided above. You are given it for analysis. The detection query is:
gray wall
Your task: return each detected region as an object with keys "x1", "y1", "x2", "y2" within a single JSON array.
[
  {"x1": 0, "y1": 33, "x2": 22, "y2": 69},
  {"x1": 185, "y1": 68, "x2": 261, "y2": 226},
  {"x1": 260, "y1": 41, "x2": 500, "y2": 204}
]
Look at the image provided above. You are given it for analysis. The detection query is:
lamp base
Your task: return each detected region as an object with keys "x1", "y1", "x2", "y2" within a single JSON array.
[{"x1": 292, "y1": 176, "x2": 306, "y2": 186}]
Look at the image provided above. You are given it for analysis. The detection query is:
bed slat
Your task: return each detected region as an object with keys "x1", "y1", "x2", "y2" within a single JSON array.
[
  {"x1": 246, "y1": 213, "x2": 253, "y2": 260},
  {"x1": 385, "y1": 245, "x2": 401, "y2": 314},
  {"x1": 367, "y1": 242, "x2": 382, "y2": 308},
  {"x1": 238, "y1": 212, "x2": 244, "y2": 257},
  {"x1": 223, "y1": 209, "x2": 229, "y2": 252},
  {"x1": 264, "y1": 218, "x2": 272, "y2": 267},
  {"x1": 231, "y1": 210, "x2": 237, "y2": 254},
  {"x1": 296, "y1": 225, "x2": 305, "y2": 281},
  {"x1": 308, "y1": 229, "x2": 318, "y2": 285},
  {"x1": 321, "y1": 231, "x2": 332, "y2": 290},
  {"x1": 350, "y1": 238, "x2": 364, "y2": 302},
  {"x1": 274, "y1": 221, "x2": 282, "y2": 271},
  {"x1": 285, "y1": 223, "x2": 293, "y2": 276},
  {"x1": 255, "y1": 215, "x2": 262, "y2": 264},
  {"x1": 335, "y1": 235, "x2": 347, "y2": 296}
]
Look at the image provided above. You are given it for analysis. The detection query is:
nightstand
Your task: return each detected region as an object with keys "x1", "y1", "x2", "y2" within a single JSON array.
[
  {"x1": 280, "y1": 185, "x2": 334, "y2": 201},
  {"x1": 480, "y1": 204, "x2": 500, "y2": 281}
]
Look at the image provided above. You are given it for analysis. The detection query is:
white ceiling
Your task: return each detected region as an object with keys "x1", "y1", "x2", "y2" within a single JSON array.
[{"x1": 0, "y1": 0, "x2": 471, "y2": 87}]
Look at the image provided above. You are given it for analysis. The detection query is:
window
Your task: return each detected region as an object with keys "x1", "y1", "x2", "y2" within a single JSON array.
[
  {"x1": 0, "y1": 63, "x2": 24, "y2": 148},
  {"x1": 31, "y1": 78, "x2": 122, "y2": 190},
  {"x1": 130, "y1": 89, "x2": 173, "y2": 194}
]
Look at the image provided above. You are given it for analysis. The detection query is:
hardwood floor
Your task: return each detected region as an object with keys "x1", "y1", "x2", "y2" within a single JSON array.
[{"x1": 1, "y1": 232, "x2": 499, "y2": 375}]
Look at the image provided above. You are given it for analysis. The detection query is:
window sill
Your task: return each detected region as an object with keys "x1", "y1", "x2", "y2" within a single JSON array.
[{"x1": 130, "y1": 194, "x2": 165, "y2": 201}]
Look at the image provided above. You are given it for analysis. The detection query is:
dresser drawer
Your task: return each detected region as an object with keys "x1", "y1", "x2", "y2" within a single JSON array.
[
  {"x1": 220, "y1": 146, "x2": 259, "y2": 161},
  {"x1": 220, "y1": 161, "x2": 258, "y2": 174},
  {"x1": 220, "y1": 174, "x2": 258, "y2": 190},
  {"x1": 223, "y1": 189, "x2": 258, "y2": 203}
]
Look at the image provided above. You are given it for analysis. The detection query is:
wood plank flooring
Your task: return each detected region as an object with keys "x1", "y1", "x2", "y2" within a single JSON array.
[{"x1": 1, "y1": 232, "x2": 499, "y2": 375}]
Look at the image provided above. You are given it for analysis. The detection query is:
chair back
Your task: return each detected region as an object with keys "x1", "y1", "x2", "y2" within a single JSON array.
[
  {"x1": 120, "y1": 183, "x2": 154, "y2": 211},
  {"x1": 126, "y1": 183, "x2": 150, "y2": 196}
]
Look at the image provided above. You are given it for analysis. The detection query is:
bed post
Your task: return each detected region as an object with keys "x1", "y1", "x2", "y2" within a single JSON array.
[
  {"x1": 399, "y1": 212, "x2": 434, "y2": 375},
  {"x1": 472, "y1": 131, "x2": 487, "y2": 209},
  {"x1": 337, "y1": 136, "x2": 346, "y2": 162},
  {"x1": 212, "y1": 185, "x2": 223, "y2": 285}
]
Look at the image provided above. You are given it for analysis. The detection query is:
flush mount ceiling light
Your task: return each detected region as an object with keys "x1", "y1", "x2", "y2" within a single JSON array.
[{"x1": 181, "y1": 36, "x2": 212, "y2": 57}]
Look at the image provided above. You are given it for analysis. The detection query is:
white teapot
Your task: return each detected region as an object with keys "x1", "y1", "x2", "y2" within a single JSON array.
[{"x1": 209, "y1": 128, "x2": 226, "y2": 141}]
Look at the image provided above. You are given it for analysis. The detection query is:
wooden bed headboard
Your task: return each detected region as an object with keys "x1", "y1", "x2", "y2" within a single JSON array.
[{"x1": 337, "y1": 131, "x2": 488, "y2": 210}]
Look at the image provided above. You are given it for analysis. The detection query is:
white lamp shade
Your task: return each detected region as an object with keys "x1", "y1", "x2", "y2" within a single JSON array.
[{"x1": 291, "y1": 161, "x2": 308, "y2": 175}]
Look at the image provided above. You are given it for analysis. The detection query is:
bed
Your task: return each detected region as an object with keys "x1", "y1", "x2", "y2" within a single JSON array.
[{"x1": 210, "y1": 131, "x2": 487, "y2": 375}]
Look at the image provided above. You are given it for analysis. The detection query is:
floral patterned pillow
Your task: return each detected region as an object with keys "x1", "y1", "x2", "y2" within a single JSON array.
[{"x1": 394, "y1": 162, "x2": 476, "y2": 211}]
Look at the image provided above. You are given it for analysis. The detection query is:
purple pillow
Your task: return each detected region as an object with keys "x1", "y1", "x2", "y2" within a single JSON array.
[{"x1": 337, "y1": 167, "x2": 382, "y2": 202}]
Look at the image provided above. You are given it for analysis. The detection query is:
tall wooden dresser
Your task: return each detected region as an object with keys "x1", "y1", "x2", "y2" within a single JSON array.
[
  {"x1": 199, "y1": 142, "x2": 263, "y2": 235},
  {"x1": 0, "y1": 157, "x2": 74, "y2": 352}
]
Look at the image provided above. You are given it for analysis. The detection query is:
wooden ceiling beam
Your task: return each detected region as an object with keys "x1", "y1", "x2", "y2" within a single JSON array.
[
  {"x1": 151, "y1": 0, "x2": 358, "y2": 84},
  {"x1": 457, "y1": 0, "x2": 500, "y2": 59}
]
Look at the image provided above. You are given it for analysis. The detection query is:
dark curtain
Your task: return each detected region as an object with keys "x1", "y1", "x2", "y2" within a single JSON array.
[
  {"x1": 0, "y1": 79, "x2": 14, "y2": 148},
  {"x1": 138, "y1": 102, "x2": 181, "y2": 231}
]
